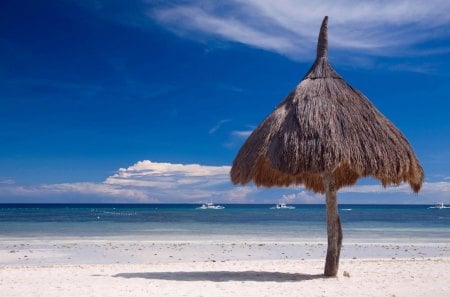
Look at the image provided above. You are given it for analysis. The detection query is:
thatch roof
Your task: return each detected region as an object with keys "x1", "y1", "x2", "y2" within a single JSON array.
[{"x1": 230, "y1": 16, "x2": 424, "y2": 194}]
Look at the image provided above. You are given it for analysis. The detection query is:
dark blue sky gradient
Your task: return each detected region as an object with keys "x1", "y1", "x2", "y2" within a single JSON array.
[{"x1": 1, "y1": 0, "x2": 450, "y2": 188}]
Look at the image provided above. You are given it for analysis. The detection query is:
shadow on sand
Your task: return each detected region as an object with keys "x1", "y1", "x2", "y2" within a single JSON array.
[{"x1": 112, "y1": 271, "x2": 324, "y2": 282}]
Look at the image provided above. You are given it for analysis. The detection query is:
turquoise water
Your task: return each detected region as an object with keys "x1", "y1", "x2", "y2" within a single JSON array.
[{"x1": 0, "y1": 204, "x2": 449, "y2": 242}]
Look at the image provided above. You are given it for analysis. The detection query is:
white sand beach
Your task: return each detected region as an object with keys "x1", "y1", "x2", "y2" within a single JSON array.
[
  {"x1": 1, "y1": 239, "x2": 449, "y2": 297},
  {"x1": 1, "y1": 259, "x2": 450, "y2": 297}
]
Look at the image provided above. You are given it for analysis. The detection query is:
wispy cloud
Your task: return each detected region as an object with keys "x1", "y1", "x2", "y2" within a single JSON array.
[
  {"x1": 225, "y1": 187, "x2": 256, "y2": 203},
  {"x1": 0, "y1": 182, "x2": 153, "y2": 202},
  {"x1": 280, "y1": 181, "x2": 450, "y2": 204},
  {"x1": 223, "y1": 129, "x2": 253, "y2": 148},
  {"x1": 387, "y1": 63, "x2": 438, "y2": 75},
  {"x1": 209, "y1": 119, "x2": 231, "y2": 134},
  {"x1": 0, "y1": 178, "x2": 15, "y2": 185},
  {"x1": 152, "y1": 5, "x2": 298, "y2": 55},
  {"x1": 150, "y1": 0, "x2": 450, "y2": 60},
  {"x1": 231, "y1": 130, "x2": 252, "y2": 138},
  {"x1": 340, "y1": 181, "x2": 450, "y2": 195}
]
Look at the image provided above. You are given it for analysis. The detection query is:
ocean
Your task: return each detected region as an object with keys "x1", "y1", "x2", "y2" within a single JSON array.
[{"x1": 1, "y1": 204, "x2": 449, "y2": 243}]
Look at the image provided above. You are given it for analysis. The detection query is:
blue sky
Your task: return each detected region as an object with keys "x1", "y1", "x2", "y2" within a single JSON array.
[{"x1": 1, "y1": 0, "x2": 450, "y2": 204}]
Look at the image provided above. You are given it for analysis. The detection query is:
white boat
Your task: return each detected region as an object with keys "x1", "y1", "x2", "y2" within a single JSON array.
[
  {"x1": 271, "y1": 203, "x2": 295, "y2": 209},
  {"x1": 197, "y1": 202, "x2": 225, "y2": 210},
  {"x1": 428, "y1": 202, "x2": 449, "y2": 209}
]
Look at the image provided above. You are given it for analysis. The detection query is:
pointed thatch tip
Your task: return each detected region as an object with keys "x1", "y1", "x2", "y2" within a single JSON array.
[
  {"x1": 230, "y1": 14, "x2": 424, "y2": 195},
  {"x1": 317, "y1": 16, "x2": 328, "y2": 59}
]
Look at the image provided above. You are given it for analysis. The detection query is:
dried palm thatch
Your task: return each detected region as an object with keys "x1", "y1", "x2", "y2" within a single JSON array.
[
  {"x1": 230, "y1": 16, "x2": 424, "y2": 277},
  {"x1": 230, "y1": 17, "x2": 423, "y2": 194}
]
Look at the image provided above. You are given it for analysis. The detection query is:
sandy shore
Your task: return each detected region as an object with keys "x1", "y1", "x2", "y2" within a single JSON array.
[
  {"x1": 1, "y1": 259, "x2": 450, "y2": 297},
  {"x1": 1, "y1": 239, "x2": 449, "y2": 296}
]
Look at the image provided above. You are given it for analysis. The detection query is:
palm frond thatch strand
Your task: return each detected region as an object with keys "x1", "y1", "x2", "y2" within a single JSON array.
[{"x1": 230, "y1": 16, "x2": 424, "y2": 194}]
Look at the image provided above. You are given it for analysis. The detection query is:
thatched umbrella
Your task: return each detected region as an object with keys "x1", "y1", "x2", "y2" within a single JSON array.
[{"x1": 230, "y1": 16, "x2": 424, "y2": 277}]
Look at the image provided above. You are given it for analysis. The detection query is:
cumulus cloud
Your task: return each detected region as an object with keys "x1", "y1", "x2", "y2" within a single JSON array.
[
  {"x1": 107, "y1": 160, "x2": 258, "y2": 202},
  {"x1": 0, "y1": 161, "x2": 246, "y2": 203},
  {"x1": 2, "y1": 159, "x2": 450, "y2": 204},
  {"x1": 103, "y1": 160, "x2": 241, "y2": 202},
  {"x1": 281, "y1": 191, "x2": 324, "y2": 204},
  {"x1": 150, "y1": 0, "x2": 450, "y2": 60},
  {"x1": 105, "y1": 160, "x2": 230, "y2": 188}
]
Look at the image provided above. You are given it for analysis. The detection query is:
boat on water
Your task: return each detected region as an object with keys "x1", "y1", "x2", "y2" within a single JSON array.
[
  {"x1": 428, "y1": 202, "x2": 449, "y2": 209},
  {"x1": 271, "y1": 203, "x2": 296, "y2": 210},
  {"x1": 197, "y1": 202, "x2": 225, "y2": 210}
]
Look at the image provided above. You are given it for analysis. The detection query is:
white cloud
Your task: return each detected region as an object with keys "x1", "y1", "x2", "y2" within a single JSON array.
[
  {"x1": 231, "y1": 130, "x2": 252, "y2": 138},
  {"x1": 422, "y1": 182, "x2": 450, "y2": 194},
  {"x1": 43, "y1": 183, "x2": 153, "y2": 202},
  {"x1": 152, "y1": 6, "x2": 298, "y2": 55},
  {"x1": 0, "y1": 161, "x2": 237, "y2": 203},
  {"x1": 280, "y1": 193, "x2": 296, "y2": 203},
  {"x1": 224, "y1": 187, "x2": 256, "y2": 203},
  {"x1": 280, "y1": 191, "x2": 324, "y2": 204},
  {"x1": 340, "y1": 183, "x2": 410, "y2": 194},
  {"x1": 0, "y1": 182, "x2": 153, "y2": 202},
  {"x1": 2, "y1": 159, "x2": 450, "y2": 204},
  {"x1": 223, "y1": 129, "x2": 254, "y2": 149},
  {"x1": 150, "y1": 0, "x2": 450, "y2": 60},
  {"x1": 270, "y1": 181, "x2": 450, "y2": 204},
  {"x1": 102, "y1": 160, "x2": 235, "y2": 202},
  {"x1": 340, "y1": 181, "x2": 450, "y2": 195},
  {"x1": 337, "y1": 181, "x2": 450, "y2": 204},
  {"x1": 105, "y1": 160, "x2": 230, "y2": 186},
  {"x1": 209, "y1": 119, "x2": 231, "y2": 134},
  {"x1": 0, "y1": 178, "x2": 15, "y2": 185}
]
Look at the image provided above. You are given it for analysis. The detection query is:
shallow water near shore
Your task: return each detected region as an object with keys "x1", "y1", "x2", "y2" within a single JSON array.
[{"x1": 1, "y1": 204, "x2": 449, "y2": 244}]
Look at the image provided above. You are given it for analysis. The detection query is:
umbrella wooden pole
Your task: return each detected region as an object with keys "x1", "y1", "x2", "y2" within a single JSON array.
[{"x1": 324, "y1": 172, "x2": 343, "y2": 277}]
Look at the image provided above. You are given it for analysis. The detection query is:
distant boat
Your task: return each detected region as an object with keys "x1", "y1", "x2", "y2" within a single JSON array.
[
  {"x1": 271, "y1": 202, "x2": 295, "y2": 210},
  {"x1": 197, "y1": 202, "x2": 225, "y2": 210},
  {"x1": 428, "y1": 202, "x2": 449, "y2": 209}
]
